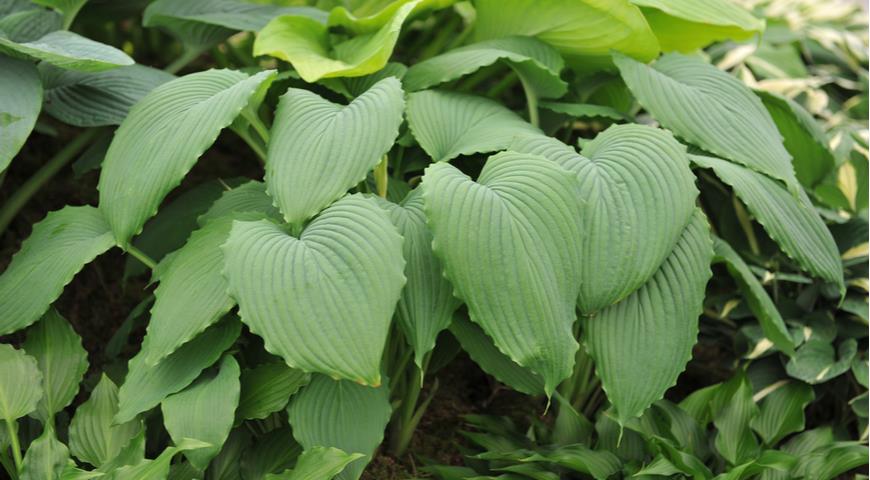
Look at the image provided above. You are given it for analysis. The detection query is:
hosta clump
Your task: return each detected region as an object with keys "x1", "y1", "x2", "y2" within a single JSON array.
[{"x1": 0, "y1": 0, "x2": 866, "y2": 478}]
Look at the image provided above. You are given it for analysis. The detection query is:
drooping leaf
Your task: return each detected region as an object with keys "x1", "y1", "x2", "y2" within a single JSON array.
[
  {"x1": 583, "y1": 211, "x2": 712, "y2": 424},
  {"x1": 374, "y1": 190, "x2": 460, "y2": 369},
  {"x1": 253, "y1": 1, "x2": 417, "y2": 82},
  {"x1": 266, "y1": 447, "x2": 363, "y2": 480},
  {"x1": 614, "y1": 52, "x2": 800, "y2": 195},
  {"x1": 785, "y1": 339, "x2": 857, "y2": 385},
  {"x1": 511, "y1": 124, "x2": 697, "y2": 312},
  {"x1": 691, "y1": 154, "x2": 843, "y2": 291},
  {"x1": 630, "y1": 0, "x2": 764, "y2": 52},
  {"x1": 406, "y1": 90, "x2": 540, "y2": 163},
  {"x1": 0, "y1": 344, "x2": 42, "y2": 424},
  {"x1": 422, "y1": 152, "x2": 584, "y2": 395},
  {"x1": 23, "y1": 309, "x2": 88, "y2": 422},
  {"x1": 795, "y1": 442, "x2": 869, "y2": 480},
  {"x1": 237, "y1": 362, "x2": 310, "y2": 422},
  {"x1": 0, "y1": 56, "x2": 41, "y2": 173},
  {"x1": 20, "y1": 425, "x2": 69, "y2": 480},
  {"x1": 0, "y1": 206, "x2": 115, "y2": 335},
  {"x1": 327, "y1": 0, "x2": 454, "y2": 34},
  {"x1": 472, "y1": 0, "x2": 659, "y2": 70},
  {"x1": 97, "y1": 68, "x2": 276, "y2": 246},
  {"x1": 116, "y1": 319, "x2": 241, "y2": 423},
  {"x1": 223, "y1": 194, "x2": 405, "y2": 386},
  {"x1": 287, "y1": 376, "x2": 392, "y2": 480},
  {"x1": 106, "y1": 439, "x2": 212, "y2": 480},
  {"x1": 711, "y1": 372, "x2": 760, "y2": 465},
  {"x1": 0, "y1": 30, "x2": 133, "y2": 71},
  {"x1": 403, "y1": 36, "x2": 566, "y2": 98},
  {"x1": 162, "y1": 356, "x2": 240, "y2": 470},
  {"x1": 40, "y1": 63, "x2": 175, "y2": 127},
  {"x1": 714, "y1": 450, "x2": 796, "y2": 480},
  {"x1": 68, "y1": 375, "x2": 142, "y2": 468},
  {"x1": 266, "y1": 77, "x2": 404, "y2": 226},
  {"x1": 522, "y1": 445, "x2": 621, "y2": 480},
  {"x1": 713, "y1": 238, "x2": 795, "y2": 355},
  {"x1": 750, "y1": 381, "x2": 814, "y2": 446}
]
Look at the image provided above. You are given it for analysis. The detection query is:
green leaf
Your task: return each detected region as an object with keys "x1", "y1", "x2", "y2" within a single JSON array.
[
  {"x1": 510, "y1": 124, "x2": 697, "y2": 312},
  {"x1": 472, "y1": 0, "x2": 659, "y2": 70},
  {"x1": 750, "y1": 381, "x2": 814, "y2": 446},
  {"x1": 793, "y1": 442, "x2": 869, "y2": 480},
  {"x1": 0, "y1": 206, "x2": 115, "y2": 335},
  {"x1": 713, "y1": 238, "x2": 795, "y2": 355},
  {"x1": 327, "y1": 0, "x2": 454, "y2": 34},
  {"x1": 583, "y1": 211, "x2": 712, "y2": 424},
  {"x1": 0, "y1": 5, "x2": 62, "y2": 42},
  {"x1": 253, "y1": 1, "x2": 416, "y2": 82},
  {"x1": 116, "y1": 319, "x2": 241, "y2": 423},
  {"x1": 0, "y1": 30, "x2": 133, "y2": 72},
  {"x1": 266, "y1": 77, "x2": 403, "y2": 226},
  {"x1": 522, "y1": 445, "x2": 621, "y2": 480},
  {"x1": 539, "y1": 102, "x2": 627, "y2": 121},
  {"x1": 198, "y1": 180, "x2": 281, "y2": 226},
  {"x1": 97, "y1": 68, "x2": 276, "y2": 246},
  {"x1": 0, "y1": 344, "x2": 42, "y2": 424},
  {"x1": 223, "y1": 195, "x2": 404, "y2": 386},
  {"x1": 614, "y1": 52, "x2": 800, "y2": 195},
  {"x1": 785, "y1": 339, "x2": 857, "y2": 385},
  {"x1": 107, "y1": 439, "x2": 211, "y2": 480},
  {"x1": 713, "y1": 450, "x2": 795, "y2": 480},
  {"x1": 0, "y1": 56, "x2": 41, "y2": 173},
  {"x1": 208, "y1": 429, "x2": 249, "y2": 480},
  {"x1": 287, "y1": 375, "x2": 392, "y2": 480},
  {"x1": 162, "y1": 356, "x2": 240, "y2": 470},
  {"x1": 691, "y1": 154, "x2": 843, "y2": 291},
  {"x1": 630, "y1": 0, "x2": 764, "y2": 52},
  {"x1": 375, "y1": 190, "x2": 460, "y2": 369},
  {"x1": 23, "y1": 310, "x2": 88, "y2": 423},
  {"x1": 406, "y1": 90, "x2": 540, "y2": 162},
  {"x1": 240, "y1": 427, "x2": 300, "y2": 480},
  {"x1": 449, "y1": 313, "x2": 545, "y2": 396},
  {"x1": 266, "y1": 447, "x2": 363, "y2": 480},
  {"x1": 711, "y1": 372, "x2": 760, "y2": 465},
  {"x1": 237, "y1": 362, "x2": 310, "y2": 422},
  {"x1": 421, "y1": 152, "x2": 584, "y2": 395},
  {"x1": 30, "y1": 0, "x2": 86, "y2": 28},
  {"x1": 20, "y1": 425, "x2": 69, "y2": 480},
  {"x1": 68, "y1": 375, "x2": 142, "y2": 467},
  {"x1": 403, "y1": 36, "x2": 566, "y2": 98},
  {"x1": 40, "y1": 63, "x2": 175, "y2": 127}
]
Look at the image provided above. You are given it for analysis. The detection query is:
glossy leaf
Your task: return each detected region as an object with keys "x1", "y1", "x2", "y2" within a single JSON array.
[
  {"x1": 98, "y1": 68, "x2": 276, "y2": 246},
  {"x1": 0, "y1": 344, "x2": 42, "y2": 424},
  {"x1": 69, "y1": 375, "x2": 142, "y2": 467},
  {"x1": 0, "y1": 56, "x2": 41, "y2": 172},
  {"x1": 237, "y1": 363, "x2": 310, "y2": 421},
  {"x1": 750, "y1": 381, "x2": 814, "y2": 445},
  {"x1": 266, "y1": 447, "x2": 363, "y2": 480},
  {"x1": 786, "y1": 339, "x2": 857, "y2": 384},
  {"x1": 422, "y1": 152, "x2": 584, "y2": 395},
  {"x1": 0, "y1": 30, "x2": 133, "y2": 71},
  {"x1": 20, "y1": 425, "x2": 69, "y2": 480},
  {"x1": 0, "y1": 206, "x2": 115, "y2": 335},
  {"x1": 0, "y1": 5, "x2": 62, "y2": 42},
  {"x1": 522, "y1": 445, "x2": 621, "y2": 480},
  {"x1": 630, "y1": 0, "x2": 764, "y2": 52}
]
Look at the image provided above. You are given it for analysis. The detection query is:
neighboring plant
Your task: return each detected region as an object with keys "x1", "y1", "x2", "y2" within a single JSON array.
[{"x1": 0, "y1": 0, "x2": 866, "y2": 479}]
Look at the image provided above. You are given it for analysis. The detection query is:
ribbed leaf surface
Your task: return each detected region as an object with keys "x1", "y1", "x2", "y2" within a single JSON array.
[
  {"x1": 403, "y1": 36, "x2": 566, "y2": 98},
  {"x1": 422, "y1": 152, "x2": 584, "y2": 395},
  {"x1": 20, "y1": 425, "x2": 69, "y2": 480},
  {"x1": 198, "y1": 180, "x2": 282, "y2": 226},
  {"x1": 162, "y1": 356, "x2": 240, "y2": 470},
  {"x1": 68, "y1": 375, "x2": 142, "y2": 468},
  {"x1": 266, "y1": 77, "x2": 404, "y2": 226},
  {"x1": 0, "y1": 30, "x2": 133, "y2": 71},
  {"x1": 267, "y1": 447, "x2": 363, "y2": 480},
  {"x1": 614, "y1": 52, "x2": 800, "y2": 195},
  {"x1": 237, "y1": 362, "x2": 310, "y2": 421},
  {"x1": 223, "y1": 194, "x2": 405, "y2": 386},
  {"x1": 711, "y1": 372, "x2": 760, "y2": 465},
  {"x1": 539, "y1": 102, "x2": 627, "y2": 121},
  {"x1": 630, "y1": 0, "x2": 764, "y2": 52},
  {"x1": 0, "y1": 7, "x2": 62, "y2": 42},
  {"x1": 751, "y1": 381, "x2": 814, "y2": 445},
  {"x1": 583, "y1": 211, "x2": 712, "y2": 424},
  {"x1": 23, "y1": 310, "x2": 88, "y2": 422},
  {"x1": 98, "y1": 68, "x2": 276, "y2": 246},
  {"x1": 328, "y1": 0, "x2": 453, "y2": 34},
  {"x1": 287, "y1": 376, "x2": 391, "y2": 480},
  {"x1": 691, "y1": 154, "x2": 843, "y2": 290},
  {"x1": 0, "y1": 56, "x2": 41, "y2": 172},
  {"x1": 0, "y1": 206, "x2": 114, "y2": 335},
  {"x1": 406, "y1": 90, "x2": 540, "y2": 162},
  {"x1": 0, "y1": 344, "x2": 42, "y2": 423}
]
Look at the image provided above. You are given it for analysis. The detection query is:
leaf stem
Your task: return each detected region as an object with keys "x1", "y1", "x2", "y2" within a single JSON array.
[
  {"x1": 374, "y1": 155, "x2": 389, "y2": 198},
  {"x1": 126, "y1": 245, "x2": 158, "y2": 271},
  {"x1": 0, "y1": 128, "x2": 101, "y2": 235},
  {"x1": 243, "y1": 110, "x2": 271, "y2": 145},
  {"x1": 5, "y1": 420, "x2": 21, "y2": 474},
  {"x1": 164, "y1": 48, "x2": 202, "y2": 75},
  {"x1": 519, "y1": 76, "x2": 540, "y2": 128},
  {"x1": 233, "y1": 127, "x2": 268, "y2": 165}
]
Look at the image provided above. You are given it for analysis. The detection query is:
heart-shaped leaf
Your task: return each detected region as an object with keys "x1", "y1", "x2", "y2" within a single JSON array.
[
  {"x1": 0, "y1": 56, "x2": 41, "y2": 173},
  {"x1": 0, "y1": 30, "x2": 133, "y2": 72},
  {"x1": 630, "y1": 0, "x2": 764, "y2": 52},
  {"x1": 422, "y1": 151, "x2": 584, "y2": 395},
  {"x1": 223, "y1": 194, "x2": 405, "y2": 386},
  {"x1": 69, "y1": 375, "x2": 142, "y2": 468}
]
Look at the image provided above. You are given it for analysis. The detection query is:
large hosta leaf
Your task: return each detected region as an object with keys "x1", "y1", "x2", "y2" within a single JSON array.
[
  {"x1": 287, "y1": 376, "x2": 391, "y2": 480},
  {"x1": 583, "y1": 211, "x2": 712, "y2": 424},
  {"x1": 20, "y1": 425, "x2": 69, "y2": 480},
  {"x1": 0, "y1": 30, "x2": 133, "y2": 71},
  {"x1": 406, "y1": 90, "x2": 540, "y2": 163},
  {"x1": 198, "y1": 180, "x2": 282, "y2": 225},
  {"x1": 0, "y1": 4, "x2": 62, "y2": 42},
  {"x1": 614, "y1": 52, "x2": 800, "y2": 195},
  {"x1": 40, "y1": 63, "x2": 175, "y2": 127},
  {"x1": 510, "y1": 124, "x2": 697, "y2": 312},
  {"x1": 472, "y1": 0, "x2": 659, "y2": 70},
  {"x1": 23, "y1": 310, "x2": 88, "y2": 422},
  {"x1": 0, "y1": 56, "x2": 41, "y2": 173},
  {"x1": 98, "y1": 68, "x2": 276, "y2": 246},
  {"x1": 223, "y1": 194, "x2": 405, "y2": 386},
  {"x1": 328, "y1": 0, "x2": 454, "y2": 34},
  {"x1": 403, "y1": 36, "x2": 567, "y2": 98},
  {"x1": 0, "y1": 344, "x2": 42, "y2": 424},
  {"x1": 630, "y1": 0, "x2": 764, "y2": 52},
  {"x1": 237, "y1": 362, "x2": 310, "y2": 421},
  {"x1": 268, "y1": 446, "x2": 363, "y2": 480},
  {"x1": 0, "y1": 206, "x2": 115, "y2": 335},
  {"x1": 691, "y1": 154, "x2": 843, "y2": 290},
  {"x1": 375, "y1": 191, "x2": 460, "y2": 369},
  {"x1": 68, "y1": 375, "x2": 142, "y2": 468},
  {"x1": 266, "y1": 77, "x2": 403, "y2": 226},
  {"x1": 253, "y1": 1, "x2": 416, "y2": 82},
  {"x1": 422, "y1": 152, "x2": 584, "y2": 395}
]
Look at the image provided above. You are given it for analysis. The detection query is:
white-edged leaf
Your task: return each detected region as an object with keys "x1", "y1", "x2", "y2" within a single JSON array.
[
  {"x1": 0, "y1": 343, "x2": 42, "y2": 423},
  {"x1": 0, "y1": 56, "x2": 41, "y2": 172},
  {"x1": 68, "y1": 374, "x2": 142, "y2": 468},
  {"x1": 0, "y1": 206, "x2": 114, "y2": 335},
  {"x1": 0, "y1": 30, "x2": 133, "y2": 71},
  {"x1": 237, "y1": 362, "x2": 310, "y2": 422},
  {"x1": 97, "y1": 68, "x2": 276, "y2": 246},
  {"x1": 630, "y1": 0, "x2": 764, "y2": 52}
]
